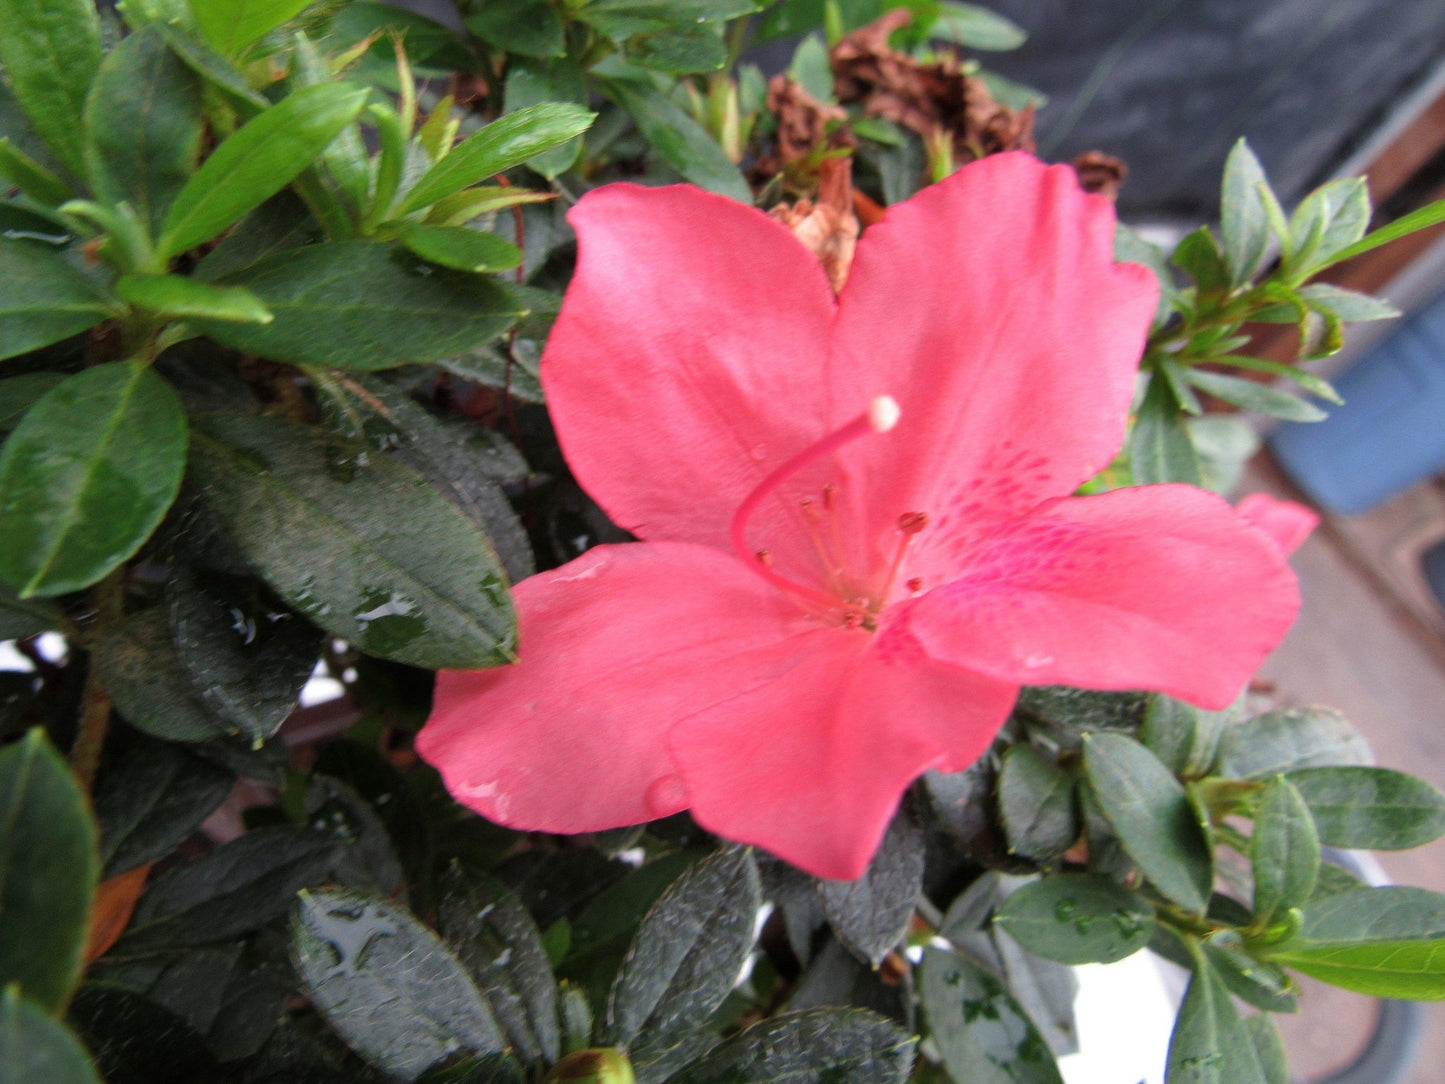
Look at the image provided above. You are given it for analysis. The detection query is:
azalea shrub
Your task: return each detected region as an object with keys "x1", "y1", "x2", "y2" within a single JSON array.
[{"x1": 4, "y1": 0, "x2": 1445, "y2": 1081}]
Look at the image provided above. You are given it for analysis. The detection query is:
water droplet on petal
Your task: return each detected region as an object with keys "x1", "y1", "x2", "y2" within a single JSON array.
[{"x1": 645, "y1": 774, "x2": 688, "y2": 817}]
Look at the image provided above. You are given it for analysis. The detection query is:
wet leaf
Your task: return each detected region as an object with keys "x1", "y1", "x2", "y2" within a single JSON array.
[
  {"x1": 994, "y1": 874, "x2": 1155, "y2": 966},
  {"x1": 818, "y1": 808, "x2": 925, "y2": 966},
  {"x1": 305, "y1": 775, "x2": 408, "y2": 898},
  {"x1": 0, "y1": 986, "x2": 101, "y2": 1084},
  {"x1": 1286, "y1": 767, "x2": 1445, "y2": 850},
  {"x1": 1166, "y1": 958, "x2": 1267, "y2": 1083}
]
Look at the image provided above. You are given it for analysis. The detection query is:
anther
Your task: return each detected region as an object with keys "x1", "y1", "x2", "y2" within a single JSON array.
[
  {"x1": 906, "y1": 577, "x2": 923, "y2": 593},
  {"x1": 756, "y1": 549, "x2": 773, "y2": 566},
  {"x1": 898, "y1": 511, "x2": 928, "y2": 534}
]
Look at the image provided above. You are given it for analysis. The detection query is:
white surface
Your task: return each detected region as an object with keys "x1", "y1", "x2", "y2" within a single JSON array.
[{"x1": 1058, "y1": 950, "x2": 1186, "y2": 1084}]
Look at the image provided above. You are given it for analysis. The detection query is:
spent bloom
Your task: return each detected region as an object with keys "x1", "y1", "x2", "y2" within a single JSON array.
[{"x1": 418, "y1": 153, "x2": 1304, "y2": 880}]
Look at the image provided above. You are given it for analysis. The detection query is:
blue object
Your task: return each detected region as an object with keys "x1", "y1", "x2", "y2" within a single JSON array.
[{"x1": 1271, "y1": 284, "x2": 1445, "y2": 515}]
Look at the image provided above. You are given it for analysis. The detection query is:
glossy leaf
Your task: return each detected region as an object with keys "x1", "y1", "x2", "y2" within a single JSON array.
[
  {"x1": 605, "y1": 848, "x2": 760, "y2": 1047},
  {"x1": 0, "y1": 237, "x2": 113, "y2": 360},
  {"x1": 158, "y1": 84, "x2": 369, "y2": 258},
  {"x1": 1165, "y1": 959, "x2": 1267, "y2": 1083},
  {"x1": 1083, "y1": 733, "x2": 1212, "y2": 912},
  {"x1": 464, "y1": 0, "x2": 565, "y2": 57},
  {"x1": 1260, "y1": 887, "x2": 1445, "y2": 999},
  {"x1": 604, "y1": 78, "x2": 751, "y2": 202},
  {"x1": 83, "y1": 27, "x2": 202, "y2": 234},
  {"x1": 672, "y1": 1008, "x2": 914, "y2": 1083},
  {"x1": 818, "y1": 809, "x2": 924, "y2": 966},
  {"x1": 0, "y1": 730, "x2": 98, "y2": 1011},
  {"x1": 0, "y1": 0, "x2": 101, "y2": 178},
  {"x1": 919, "y1": 947, "x2": 1063, "y2": 1084},
  {"x1": 188, "y1": 412, "x2": 516, "y2": 668},
  {"x1": 503, "y1": 58, "x2": 588, "y2": 179},
  {"x1": 116, "y1": 274, "x2": 272, "y2": 323},
  {"x1": 994, "y1": 873, "x2": 1155, "y2": 966},
  {"x1": 192, "y1": 0, "x2": 315, "y2": 57},
  {"x1": 398, "y1": 103, "x2": 595, "y2": 214},
  {"x1": 293, "y1": 888, "x2": 505, "y2": 1078},
  {"x1": 196, "y1": 242, "x2": 525, "y2": 369},
  {"x1": 397, "y1": 223, "x2": 522, "y2": 274},
  {"x1": 0, "y1": 361, "x2": 187, "y2": 598},
  {"x1": 1220, "y1": 139, "x2": 1271, "y2": 288},
  {"x1": 1251, "y1": 776, "x2": 1319, "y2": 921},
  {"x1": 1216, "y1": 708, "x2": 1372, "y2": 780},
  {"x1": 1285, "y1": 767, "x2": 1445, "y2": 850},
  {"x1": 997, "y1": 745, "x2": 1079, "y2": 860},
  {"x1": 0, "y1": 987, "x2": 101, "y2": 1084}
]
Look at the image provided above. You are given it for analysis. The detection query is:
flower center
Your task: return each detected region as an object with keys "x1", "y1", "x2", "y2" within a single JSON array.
[{"x1": 729, "y1": 396, "x2": 926, "y2": 629}]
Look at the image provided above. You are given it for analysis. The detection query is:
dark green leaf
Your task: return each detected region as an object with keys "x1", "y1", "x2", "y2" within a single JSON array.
[
  {"x1": 192, "y1": 0, "x2": 315, "y2": 57},
  {"x1": 672, "y1": 1007, "x2": 914, "y2": 1083},
  {"x1": 1217, "y1": 708, "x2": 1372, "y2": 780},
  {"x1": 167, "y1": 564, "x2": 322, "y2": 743},
  {"x1": 0, "y1": 360, "x2": 187, "y2": 597},
  {"x1": 1184, "y1": 368, "x2": 1325, "y2": 423},
  {"x1": 1130, "y1": 372, "x2": 1202, "y2": 485},
  {"x1": 398, "y1": 103, "x2": 595, "y2": 215},
  {"x1": 1083, "y1": 733, "x2": 1212, "y2": 912},
  {"x1": 198, "y1": 242, "x2": 525, "y2": 369},
  {"x1": 193, "y1": 190, "x2": 319, "y2": 282},
  {"x1": 0, "y1": 372, "x2": 65, "y2": 432},
  {"x1": 117, "y1": 824, "x2": 344, "y2": 952},
  {"x1": 994, "y1": 874, "x2": 1155, "y2": 965},
  {"x1": 818, "y1": 809, "x2": 924, "y2": 966},
  {"x1": 0, "y1": 585, "x2": 58, "y2": 639},
  {"x1": 1260, "y1": 886, "x2": 1445, "y2": 999},
  {"x1": 1013, "y1": 686, "x2": 1147, "y2": 748},
  {"x1": 304, "y1": 775, "x2": 408, "y2": 897},
  {"x1": 294, "y1": 888, "x2": 505, "y2": 1077},
  {"x1": 1165, "y1": 958, "x2": 1267, "y2": 1083},
  {"x1": 464, "y1": 0, "x2": 565, "y2": 57},
  {"x1": 920, "y1": 947, "x2": 1063, "y2": 1084},
  {"x1": 626, "y1": 23, "x2": 728, "y2": 75},
  {"x1": 1170, "y1": 227, "x2": 1227, "y2": 294},
  {"x1": 397, "y1": 224, "x2": 522, "y2": 274},
  {"x1": 0, "y1": 136, "x2": 69, "y2": 206},
  {"x1": 1220, "y1": 140, "x2": 1272, "y2": 288},
  {"x1": 93, "y1": 737, "x2": 234, "y2": 877},
  {"x1": 66, "y1": 985, "x2": 218, "y2": 1082},
  {"x1": 1285, "y1": 767, "x2": 1445, "y2": 850},
  {"x1": 437, "y1": 866, "x2": 561, "y2": 1065},
  {"x1": 158, "y1": 84, "x2": 369, "y2": 258},
  {"x1": 1200, "y1": 933, "x2": 1297, "y2": 1013},
  {"x1": 0, "y1": 0, "x2": 100, "y2": 178},
  {"x1": 115, "y1": 274, "x2": 272, "y2": 323},
  {"x1": 1243, "y1": 1013, "x2": 1288, "y2": 1084},
  {"x1": 0, "y1": 730, "x2": 97, "y2": 1010},
  {"x1": 188, "y1": 412, "x2": 517, "y2": 668},
  {"x1": 997, "y1": 746, "x2": 1078, "y2": 861},
  {"x1": 83, "y1": 27, "x2": 202, "y2": 235},
  {"x1": 604, "y1": 78, "x2": 751, "y2": 202},
  {"x1": 606, "y1": 848, "x2": 760, "y2": 1047},
  {"x1": 329, "y1": 2, "x2": 474, "y2": 76},
  {"x1": 0, "y1": 237, "x2": 113, "y2": 360},
  {"x1": 1251, "y1": 776, "x2": 1319, "y2": 920},
  {"x1": 1140, "y1": 694, "x2": 1229, "y2": 778},
  {"x1": 0, "y1": 986, "x2": 101, "y2": 1084},
  {"x1": 931, "y1": 2, "x2": 1027, "y2": 50},
  {"x1": 577, "y1": 0, "x2": 756, "y2": 38},
  {"x1": 503, "y1": 58, "x2": 588, "y2": 179}
]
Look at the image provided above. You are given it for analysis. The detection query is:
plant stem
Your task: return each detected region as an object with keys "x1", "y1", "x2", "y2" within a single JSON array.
[{"x1": 69, "y1": 572, "x2": 125, "y2": 790}]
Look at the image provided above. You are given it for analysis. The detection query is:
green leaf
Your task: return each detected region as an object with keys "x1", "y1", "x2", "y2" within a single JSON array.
[
  {"x1": 464, "y1": 0, "x2": 565, "y2": 57},
  {"x1": 577, "y1": 0, "x2": 756, "y2": 39},
  {"x1": 1129, "y1": 372, "x2": 1202, "y2": 485},
  {"x1": 0, "y1": 137, "x2": 70, "y2": 206},
  {"x1": 1251, "y1": 776, "x2": 1320, "y2": 921},
  {"x1": 1165, "y1": 958, "x2": 1267, "y2": 1083},
  {"x1": 437, "y1": 866, "x2": 561, "y2": 1066},
  {"x1": 997, "y1": 746, "x2": 1079, "y2": 861},
  {"x1": 672, "y1": 1007, "x2": 914, "y2": 1083},
  {"x1": 117, "y1": 824, "x2": 343, "y2": 952},
  {"x1": 1326, "y1": 197, "x2": 1445, "y2": 266},
  {"x1": 627, "y1": 23, "x2": 729, "y2": 75},
  {"x1": 1298, "y1": 282, "x2": 1400, "y2": 322},
  {"x1": 196, "y1": 242, "x2": 525, "y2": 369},
  {"x1": 1285, "y1": 766, "x2": 1445, "y2": 850},
  {"x1": 188, "y1": 412, "x2": 516, "y2": 668},
  {"x1": 1288, "y1": 178, "x2": 1371, "y2": 276},
  {"x1": 818, "y1": 810, "x2": 924, "y2": 966},
  {"x1": 994, "y1": 873, "x2": 1155, "y2": 965},
  {"x1": 1217, "y1": 708, "x2": 1372, "y2": 780},
  {"x1": 83, "y1": 27, "x2": 202, "y2": 235},
  {"x1": 93, "y1": 737, "x2": 234, "y2": 877},
  {"x1": 1260, "y1": 886, "x2": 1445, "y2": 998},
  {"x1": 1170, "y1": 227, "x2": 1228, "y2": 294},
  {"x1": 398, "y1": 103, "x2": 595, "y2": 215},
  {"x1": 605, "y1": 848, "x2": 760, "y2": 1048},
  {"x1": 397, "y1": 223, "x2": 522, "y2": 274},
  {"x1": 0, "y1": 360, "x2": 187, "y2": 598},
  {"x1": 0, "y1": 986, "x2": 101, "y2": 1084},
  {"x1": 604, "y1": 78, "x2": 751, "y2": 203},
  {"x1": 1083, "y1": 733, "x2": 1212, "y2": 912},
  {"x1": 931, "y1": 2, "x2": 1027, "y2": 49},
  {"x1": 293, "y1": 888, "x2": 506, "y2": 1078},
  {"x1": 116, "y1": 274, "x2": 273, "y2": 323},
  {"x1": 0, "y1": 372, "x2": 64, "y2": 433},
  {"x1": 1140, "y1": 694, "x2": 1229, "y2": 778},
  {"x1": 191, "y1": 0, "x2": 315, "y2": 57},
  {"x1": 1243, "y1": 1014, "x2": 1288, "y2": 1084},
  {"x1": 1209, "y1": 354, "x2": 1342, "y2": 403},
  {"x1": 1200, "y1": 933, "x2": 1296, "y2": 1013},
  {"x1": 158, "y1": 83, "x2": 369, "y2": 258},
  {"x1": 0, "y1": 0, "x2": 101, "y2": 179},
  {"x1": 503, "y1": 58, "x2": 589, "y2": 180},
  {"x1": 0, "y1": 238, "x2": 113, "y2": 360},
  {"x1": 1220, "y1": 140, "x2": 1273, "y2": 288},
  {"x1": 1184, "y1": 367, "x2": 1326, "y2": 423},
  {"x1": 1114, "y1": 224, "x2": 1177, "y2": 330},
  {"x1": 0, "y1": 730, "x2": 97, "y2": 1013},
  {"x1": 919, "y1": 947, "x2": 1062, "y2": 1084},
  {"x1": 0, "y1": 585, "x2": 59, "y2": 639}
]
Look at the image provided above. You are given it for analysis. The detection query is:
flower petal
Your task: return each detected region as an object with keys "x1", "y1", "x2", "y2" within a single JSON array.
[
  {"x1": 417, "y1": 541, "x2": 818, "y2": 833},
  {"x1": 668, "y1": 622, "x2": 1017, "y2": 880},
  {"x1": 542, "y1": 184, "x2": 838, "y2": 556},
  {"x1": 828, "y1": 153, "x2": 1159, "y2": 584},
  {"x1": 1237, "y1": 492, "x2": 1318, "y2": 556},
  {"x1": 905, "y1": 485, "x2": 1300, "y2": 710}
]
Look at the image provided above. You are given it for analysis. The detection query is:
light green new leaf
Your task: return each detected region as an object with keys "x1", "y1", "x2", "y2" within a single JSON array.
[
  {"x1": 0, "y1": 137, "x2": 70, "y2": 206},
  {"x1": 398, "y1": 102, "x2": 595, "y2": 214},
  {"x1": 0, "y1": 238, "x2": 113, "y2": 360},
  {"x1": 931, "y1": 2, "x2": 1027, "y2": 50},
  {"x1": 397, "y1": 223, "x2": 521, "y2": 274},
  {"x1": 0, "y1": 0, "x2": 102, "y2": 179},
  {"x1": 116, "y1": 274, "x2": 273, "y2": 323},
  {"x1": 0, "y1": 360, "x2": 187, "y2": 597},
  {"x1": 159, "y1": 83, "x2": 369, "y2": 258},
  {"x1": 1220, "y1": 139, "x2": 1272, "y2": 288},
  {"x1": 192, "y1": 0, "x2": 316, "y2": 58},
  {"x1": 1298, "y1": 283, "x2": 1400, "y2": 323}
]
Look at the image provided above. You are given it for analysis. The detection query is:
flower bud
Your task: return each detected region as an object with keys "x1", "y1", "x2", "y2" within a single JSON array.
[{"x1": 544, "y1": 1048, "x2": 637, "y2": 1084}]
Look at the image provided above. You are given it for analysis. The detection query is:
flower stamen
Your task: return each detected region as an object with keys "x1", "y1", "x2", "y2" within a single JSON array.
[{"x1": 879, "y1": 512, "x2": 928, "y2": 605}]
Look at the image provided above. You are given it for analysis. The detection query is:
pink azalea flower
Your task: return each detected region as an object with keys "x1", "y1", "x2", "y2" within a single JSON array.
[{"x1": 417, "y1": 152, "x2": 1303, "y2": 880}]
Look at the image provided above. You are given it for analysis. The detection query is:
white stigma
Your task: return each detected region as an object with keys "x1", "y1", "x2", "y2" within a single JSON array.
[{"x1": 868, "y1": 395, "x2": 901, "y2": 433}]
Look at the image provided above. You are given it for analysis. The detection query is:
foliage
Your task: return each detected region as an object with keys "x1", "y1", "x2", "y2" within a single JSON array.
[{"x1": 2, "y1": 0, "x2": 1445, "y2": 1080}]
